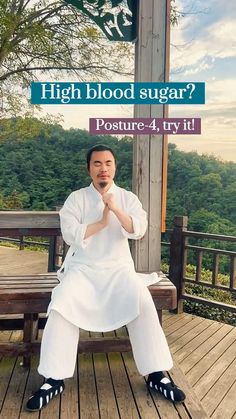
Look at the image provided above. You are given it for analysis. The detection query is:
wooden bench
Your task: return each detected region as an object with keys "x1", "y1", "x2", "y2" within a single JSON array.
[{"x1": 0, "y1": 211, "x2": 177, "y2": 367}]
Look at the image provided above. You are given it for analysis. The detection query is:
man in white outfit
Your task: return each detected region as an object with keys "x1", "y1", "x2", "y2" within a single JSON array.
[{"x1": 26, "y1": 144, "x2": 185, "y2": 411}]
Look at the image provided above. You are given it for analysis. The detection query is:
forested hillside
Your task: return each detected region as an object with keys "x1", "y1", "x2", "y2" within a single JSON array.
[{"x1": 0, "y1": 123, "x2": 235, "y2": 236}]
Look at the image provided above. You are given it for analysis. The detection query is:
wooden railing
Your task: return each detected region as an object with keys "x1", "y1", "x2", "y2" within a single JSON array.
[
  {"x1": 167, "y1": 216, "x2": 236, "y2": 313},
  {"x1": 0, "y1": 211, "x2": 61, "y2": 272},
  {"x1": 1, "y1": 212, "x2": 235, "y2": 315},
  {"x1": 0, "y1": 236, "x2": 49, "y2": 250}
]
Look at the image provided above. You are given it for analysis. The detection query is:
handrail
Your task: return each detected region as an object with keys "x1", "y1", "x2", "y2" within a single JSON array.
[
  {"x1": 183, "y1": 230, "x2": 236, "y2": 242},
  {"x1": 167, "y1": 216, "x2": 236, "y2": 314},
  {"x1": 185, "y1": 244, "x2": 236, "y2": 257}
]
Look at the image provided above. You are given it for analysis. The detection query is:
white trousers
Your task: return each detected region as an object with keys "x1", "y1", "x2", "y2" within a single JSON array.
[{"x1": 38, "y1": 286, "x2": 173, "y2": 379}]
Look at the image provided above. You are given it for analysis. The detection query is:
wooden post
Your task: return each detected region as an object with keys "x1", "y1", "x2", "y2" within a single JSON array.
[
  {"x1": 230, "y1": 255, "x2": 236, "y2": 290},
  {"x1": 19, "y1": 235, "x2": 24, "y2": 250},
  {"x1": 169, "y1": 216, "x2": 188, "y2": 313},
  {"x1": 48, "y1": 236, "x2": 57, "y2": 272},
  {"x1": 132, "y1": 0, "x2": 170, "y2": 272}
]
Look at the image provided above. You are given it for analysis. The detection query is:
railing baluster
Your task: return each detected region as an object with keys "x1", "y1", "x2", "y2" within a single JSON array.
[
  {"x1": 169, "y1": 216, "x2": 188, "y2": 313},
  {"x1": 182, "y1": 236, "x2": 188, "y2": 280},
  {"x1": 19, "y1": 236, "x2": 24, "y2": 250},
  {"x1": 48, "y1": 236, "x2": 57, "y2": 272},
  {"x1": 230, "y1": 256, "x2": 236, "y2": 290},
  {"x1": 212, "y1": 253, "x2": 219, "y2": 285},
  {"x1": 196, "y1": 250, "x2": 203, "y2": 282}
]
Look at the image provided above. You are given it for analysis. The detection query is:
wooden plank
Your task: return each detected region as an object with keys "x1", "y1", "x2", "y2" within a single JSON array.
[
  {"x1": 60, "y1": 376, "x2": 79, "y2": 419},
  {"x1": 0, "y1": 361, "x2": 29, "y2": 418},
  {"x1": 146, "y1": 384, "x2": 182, "y2": 419},
  {"x1": 2, "y1": 313, "x2": 233, "y2": 419},
  {"x1": 0, "y1": 341, "x2": 41, "y2": 356},
  {"x1": 164, "y1": 314, "x2": 195, "y2": 336},
  {"x1": 0, "y1": 284, "x2": 56, "y2": 290},
  {"x1": 19, "y1": 356, "x2": 42, "y2": 419},
  {"x1": 211, "y1": 379, "x2": 236, "y2": 419},
  {"x1": 168, "y1": 363, "x2": 209, "y2": 419},
  {"x1": 122, "y1": 351, "x2": 178, "y2": 419},
  {"x1": 201, "y1": 357, "x2": 236, "y2": 416},
  {"x1": 0, "y1": 275, "x2": 57, "y2": 280},
  {"x1": 0, "y1": 228, "x2": 60, "y2": 237},
  {"x1": 180, "y1": 323, "x2": 234, "y2": 374},
  {"x1": 0, "y1": 280, "x2": 57, "y2": 285},
  {"x1": 183, "y1": 230, "x2": 236, "y2": 242},
  {"x1": 115, "y1": 327, "x2": 164, "y2": 419},
  {"x1": 186, "y1": 326, "x2": 236, "y2": 386},
  {"x1": 0, "y1": 331, "x2": 28, "y2": 418},
  {"x1": 174, "y1": 320, "x2": 223, "y2": 363},
  {"x1": 162, "y1": 311, "x2": 174, "y2": 319},
  {"x1": 167, "y1": 316, "x2": 205, "y2": 346},
  {"x1": 78, "y1": 351, "x2": 100, "y2": 419},
  {"x1": 78, "y1": 337, "x2": 131, "y2": 353},
  {"x1": 0, "y1": 333, "x2": 16, "y2": 412},
  {"x1": 93, "y1": 353, "x2": 120, "y2": 419},
  {"x1": 193, "y1": 335, "x2": 236, "y2": 400},
  {"x1": 170, "y1": 318, "x2": 213, "y2": 354},
  {"x1": 107, "y1": 352, "x2": 140, "y2": 419},
  {"x1": 0, "y1": 211, "x2": 60, "y2": 229},
  {"x1": 0, "y1": 274, "x2": 57, "y2": 279},
  {"x1": 0, "y1": 301, "x2": 50, "y2": 315},
  {"x1": 0, "y1": 318, "x2": 36, "y2": 331},
  {"x1": 167, "y1": 402, "x2": 191, "y2": 419},
  {"x1": 162, "y1": 312, "x2": 187, "y2": 327}
]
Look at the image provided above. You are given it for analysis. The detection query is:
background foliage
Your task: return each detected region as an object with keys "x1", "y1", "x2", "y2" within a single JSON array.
[
  {"x1": 0, "y1": 121, "x2": 235, "y2": 237},
  {"x1": 1, "y1": 120, "x2": 235, "y2": 323}
]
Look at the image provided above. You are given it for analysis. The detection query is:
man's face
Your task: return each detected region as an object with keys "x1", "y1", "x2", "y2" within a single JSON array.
[{"x1": 88, "y1": 150, "x2": 116, "y2": 191}]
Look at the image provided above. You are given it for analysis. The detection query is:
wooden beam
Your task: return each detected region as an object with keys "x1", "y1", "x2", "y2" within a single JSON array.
[
  {"x1": 0, "y1": 211, "x2": 60, "y2": 229},
  {"x1": 132, "y1": 0, "x2": 170, "y2": 271}
]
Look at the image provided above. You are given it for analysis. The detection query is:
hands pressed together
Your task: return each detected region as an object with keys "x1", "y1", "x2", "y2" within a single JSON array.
[
  {"x1": 101, "y1": 193, "x2": 117, "y2": 226},
  {"x1": 101, "y1": 193, "x2": 134, "y2": 234},
  {"x1": 85, "y1": 193, "x2": 134, "y2": 240}
]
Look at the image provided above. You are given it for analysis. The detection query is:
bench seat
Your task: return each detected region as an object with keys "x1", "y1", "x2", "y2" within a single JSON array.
[{"x1": 0, "y1": 272, "x2": 176, "y2": 366}]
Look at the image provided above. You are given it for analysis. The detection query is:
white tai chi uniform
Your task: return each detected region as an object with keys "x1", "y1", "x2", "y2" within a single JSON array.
[{"x1": 38, "y1": 182, "x2": 173, "y2": 378}]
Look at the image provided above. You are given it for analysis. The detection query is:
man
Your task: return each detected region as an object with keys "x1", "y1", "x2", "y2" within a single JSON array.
[{"x1": 26, "y1": 144, "x2": 185, "y2": 411}]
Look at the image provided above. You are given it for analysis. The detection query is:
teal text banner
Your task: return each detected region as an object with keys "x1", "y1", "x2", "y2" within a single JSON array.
[{"x1": 31, "y1": 82, "x2": 205, "y2": 105}]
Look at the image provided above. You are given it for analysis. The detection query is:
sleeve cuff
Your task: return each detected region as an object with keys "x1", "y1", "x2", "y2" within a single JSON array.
[
  {"x1": 75, "y1": 223, "x2": 90, "y2": 248},
  {"x1": 121, "y1": 215, "x2": 144, "y2": 240}
]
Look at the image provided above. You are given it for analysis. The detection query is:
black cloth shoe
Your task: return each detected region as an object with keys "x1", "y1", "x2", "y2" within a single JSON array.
[
  {"x1": 26, "y1": 378, "x2": 65, "y2": 411},
  {"x1": 147, "y1": 372, "x2": 186, "y2": 402}
]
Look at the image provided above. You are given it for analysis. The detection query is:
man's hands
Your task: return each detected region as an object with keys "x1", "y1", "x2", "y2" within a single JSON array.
[
  {"x1": 84, "y1": 204, "x2": 110, "y2": 239},
  {"x1": 102, "y1": 193, "x2": 118, "y2": 212},
  {"x1": 84, "y1": 193, "x2": 134, "y2": 239},
  {"x1": 101, "y1": 203, "x2": 110, "y2": 227},
  {"x1": 103, "y1": 193, "x2": 134, "y2": 234}
]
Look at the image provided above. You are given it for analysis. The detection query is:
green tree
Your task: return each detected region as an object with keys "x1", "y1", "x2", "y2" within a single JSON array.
[
  {"x1": 0, "y1": 0, "x2": 133, "y2": 118},
  {"x1": 0, "y1": 0, "x2": 180, "y2": 123}
]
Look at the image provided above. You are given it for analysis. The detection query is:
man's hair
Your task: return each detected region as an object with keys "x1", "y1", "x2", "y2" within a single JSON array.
[{"x1": 86, "y1": 144, "x2": 116, "y2": 169}]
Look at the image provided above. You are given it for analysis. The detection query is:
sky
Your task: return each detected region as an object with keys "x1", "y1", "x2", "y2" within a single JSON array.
[
  {"x1": 41, "y1": 0, "x2": 236, "y2": 163},
  {"x1": 168, "y1": 0, "x2": 236, "y2": 162}
]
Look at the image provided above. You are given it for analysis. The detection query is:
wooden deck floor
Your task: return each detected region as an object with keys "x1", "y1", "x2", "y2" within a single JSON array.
[
  {"x1": 1, "y1": 312, "x2": 236, "y2": 419},
  {"x1": 0, "y1": 248, "x2": 236, "y2": 418}
]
